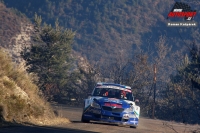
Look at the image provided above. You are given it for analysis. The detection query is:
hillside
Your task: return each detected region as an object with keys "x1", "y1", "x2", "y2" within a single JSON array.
[
  {"x1": 0, "y1": 3, "x2": 71, "y2": 126},
  {"x1": 3, "y1": 0, "x2": 200, "y2": 67},
  {"x1": 0, "y1": 48, "x2": 70, "y2": 126},
  {"x1": 0, "y1": 2, "x2": 33, "y2": 63}
]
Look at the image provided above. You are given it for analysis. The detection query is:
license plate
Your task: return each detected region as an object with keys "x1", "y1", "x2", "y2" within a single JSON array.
[
  {"x1": 108, "y1": 117, "x2": 114, "y2": 120},
  {"x1": 102, "y1": 116, "x2": 114, "y2": 120}
]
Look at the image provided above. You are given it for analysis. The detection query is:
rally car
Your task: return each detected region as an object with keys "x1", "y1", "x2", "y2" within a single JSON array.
[{"x1": 81, "y1": 82, "x2": 140, "y2": 128}]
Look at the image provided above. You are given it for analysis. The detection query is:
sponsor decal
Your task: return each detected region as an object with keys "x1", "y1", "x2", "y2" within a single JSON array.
[
  {"x1": 134, "y1": 110, "x2": 139, "y2": 117},
  {"x1": 130, "y1": 118, "x2": 138, "y2": 124},
  {"x1": 104, "y1": 102, "x2": 122, "y2": 108},
  {"x1": 96, "y1": 85, "x2": 132, "y2": 92},
  {"x1": 106, "y1": 98, "x2": 121, "y2": 103}
]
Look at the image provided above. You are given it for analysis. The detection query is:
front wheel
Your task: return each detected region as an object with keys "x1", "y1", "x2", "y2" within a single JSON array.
[
  {"x1": 130, "y1": 126, "x2": 137, "y2": 128},
  {"x1": 81, "y1": 114, "x2": 90, "y2": 123}
]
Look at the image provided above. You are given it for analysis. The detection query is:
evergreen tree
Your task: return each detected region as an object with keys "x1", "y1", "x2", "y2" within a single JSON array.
[
  {"x1": 168, "y1": 42, "x2": 200, "y2": 123},
  {"x1": 21, "y1": 13, "x2": 75, "y2": 98}
]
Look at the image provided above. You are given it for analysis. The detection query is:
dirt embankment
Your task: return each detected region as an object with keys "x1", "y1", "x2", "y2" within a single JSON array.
[{"x1": 0, "y1": 48, "x2": 70, "y2": 127}]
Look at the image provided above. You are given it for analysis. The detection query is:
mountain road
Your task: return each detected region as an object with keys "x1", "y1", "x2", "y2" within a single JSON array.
[{"x1": 0, "y1": 104, "x2": 199, "y2": 133}]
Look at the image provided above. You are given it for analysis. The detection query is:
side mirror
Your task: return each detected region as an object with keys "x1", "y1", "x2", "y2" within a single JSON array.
[
  {"x1": 93, "y1": 98, "x2": 97, "y2": 102},
  {"x1": 135, "y1": 99, "x2": 139, "y2": 106},
  {"x1": 135, "y1": 99, "x2": 139, "y2": 103},
  {"x1": 87, "y1": 93, "x2": 92, "y2": 99}
]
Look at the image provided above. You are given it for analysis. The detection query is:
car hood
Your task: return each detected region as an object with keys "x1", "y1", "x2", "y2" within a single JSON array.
[{"x1": 92, "y1": 97, "x2": 131, "y2": 108}]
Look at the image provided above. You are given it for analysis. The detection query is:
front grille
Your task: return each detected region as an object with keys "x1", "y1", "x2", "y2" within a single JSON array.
[
  {"x1": 102, "y1": 106, "x2": 112, "y2": 111},
  {"x1": 112, "y1": 112, "x2": 120, "y2": 116},
  {"x1": 112, "y1": 108, "x2": 124, "y2": 113},
  {"x1": 94, "y1": 114, "x2": 101, "y2": 118},
  {"x1": 122, "y1": 119, "x2": 128, "y2": 122},
  {"x1": 102, "y1": 106, "x2": 124, "y2": 113}
]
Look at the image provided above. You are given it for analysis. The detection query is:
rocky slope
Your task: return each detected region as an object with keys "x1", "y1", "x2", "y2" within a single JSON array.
[{"x1": 0, "y1": 3, "x2": 33, "y2": 63}]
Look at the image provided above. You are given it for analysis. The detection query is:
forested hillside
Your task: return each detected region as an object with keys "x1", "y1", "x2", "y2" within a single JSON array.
[{"x1": 4, "y1": 0, "x2": 200, "y2": 67}]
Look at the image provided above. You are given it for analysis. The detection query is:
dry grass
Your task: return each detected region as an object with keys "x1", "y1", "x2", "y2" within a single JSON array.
[
  {"x1": 29, "y1": 117, "x2": 71, "y2": 126},
  {"x1": 0, "y1": 48, "x2": 70, "y2": 126}
]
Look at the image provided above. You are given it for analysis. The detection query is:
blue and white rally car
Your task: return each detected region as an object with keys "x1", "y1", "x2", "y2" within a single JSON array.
[{"x1": 81, "y1": 82, "x2": 140, "y2": 128}]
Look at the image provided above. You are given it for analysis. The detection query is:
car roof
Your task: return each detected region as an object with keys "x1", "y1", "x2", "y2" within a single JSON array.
[{"x1": 96, "y1": 82, "x2": 131, "y2": 89}]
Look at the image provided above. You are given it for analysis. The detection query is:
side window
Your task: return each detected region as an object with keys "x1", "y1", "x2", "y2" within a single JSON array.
[
  {"x1": 126, "y1": 92, "x2": 133, "y2": 101},
  {"x1": 93, "y1": 88, "x2": 101, "y2": 96},
  {"x1": 99, "y1": 88, "x2": 109, "y2": 96}
]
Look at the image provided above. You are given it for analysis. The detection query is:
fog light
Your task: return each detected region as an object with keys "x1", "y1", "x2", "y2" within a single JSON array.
[{"x1": 123, "y1": 114, "x2": 129, "y2": 119}]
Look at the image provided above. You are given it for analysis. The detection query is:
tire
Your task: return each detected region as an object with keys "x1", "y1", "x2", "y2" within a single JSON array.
[
  {"x1": 81, "y1": 101, "x2": 90, "y2": 123},
  {"x1": 130, "y1": 126, "x2": 137, "y2": 128},
  {"x1": 81, "y1": 114, "x2": 90, "y2": 123}
]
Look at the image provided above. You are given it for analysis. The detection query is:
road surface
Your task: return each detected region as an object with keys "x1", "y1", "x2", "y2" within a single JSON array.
[{"x1": 0, "y1": 104, "x2": 199, "y2": 133}]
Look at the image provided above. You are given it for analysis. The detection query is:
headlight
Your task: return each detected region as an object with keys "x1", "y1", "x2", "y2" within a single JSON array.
[
  {"x1": 124, "y1": 106, "x2": 134, "y2": 113},
  {"x1": 123, "y1": 114, "x2": 129, "y2": 119},
  {"x1": 129, "y1": 113, "x2": 136, "y2": 118},
  {"x1": 91, "y1": 101, "x2": 101, "y2": 109}
]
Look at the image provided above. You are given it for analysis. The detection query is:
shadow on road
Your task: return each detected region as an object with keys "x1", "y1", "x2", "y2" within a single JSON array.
[
  {"x1": 0, "y1": 124, "x2": 100, "y2": 133},
  {"x1": 72, "y1": 120, "x2": 119, "y2": 127}
]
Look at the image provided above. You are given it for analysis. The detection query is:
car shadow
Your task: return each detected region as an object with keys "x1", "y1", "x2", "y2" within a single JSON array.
[{"x1": 72, "y1": 120, "x2": 118, "y2": 126}]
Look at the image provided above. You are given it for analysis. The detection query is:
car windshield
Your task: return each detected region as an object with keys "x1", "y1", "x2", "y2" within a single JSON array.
[{"x1": 92, "y1": 87, "x2": 134, "y2": 101}]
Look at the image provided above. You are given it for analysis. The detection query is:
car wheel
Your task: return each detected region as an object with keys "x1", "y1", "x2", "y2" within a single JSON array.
[
  {"x1": 130, "y1": 126, "x2": 137, "y2": 128},
  {"x1": 81, "y1": 114, "x2": 90, "y2": 123}
]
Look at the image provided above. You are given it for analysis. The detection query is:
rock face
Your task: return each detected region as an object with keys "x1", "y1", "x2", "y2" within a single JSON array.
[
  {"x1": 0, "y1": 2, "x2": 33, "y2": 63},
  {"x1": 8, "y1": 23, "x2": 33, "y2": 63}
]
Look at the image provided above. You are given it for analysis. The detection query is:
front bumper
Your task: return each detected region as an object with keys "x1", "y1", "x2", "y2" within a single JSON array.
[{"x1": 82, "y1": 106, "x2": 139, "y2": 126}]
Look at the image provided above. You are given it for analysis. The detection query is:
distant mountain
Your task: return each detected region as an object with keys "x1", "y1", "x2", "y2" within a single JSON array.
[{"x1": 3, "y1": 0, "x2": 200, "y2": 67}]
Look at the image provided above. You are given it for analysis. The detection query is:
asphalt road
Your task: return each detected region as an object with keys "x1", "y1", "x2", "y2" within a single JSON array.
[{"x1": 0, "y1": 104, "x2": 200, "y2": 133}]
